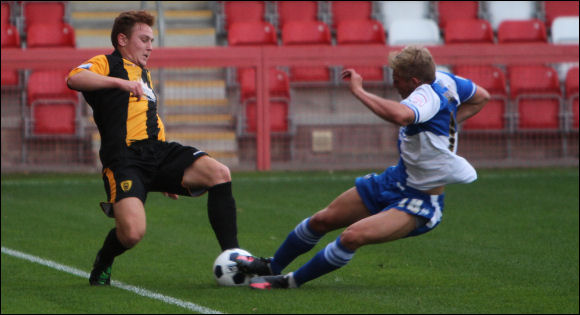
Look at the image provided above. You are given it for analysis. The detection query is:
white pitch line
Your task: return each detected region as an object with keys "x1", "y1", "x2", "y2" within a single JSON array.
[{"x1": 1, "y1": 246, "x2": 222, "y2": 314}]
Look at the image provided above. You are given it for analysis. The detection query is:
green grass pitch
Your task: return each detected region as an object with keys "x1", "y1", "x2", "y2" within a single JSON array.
[{"x1": 1, "y1": 168, "x2": 579, "y2": 313}]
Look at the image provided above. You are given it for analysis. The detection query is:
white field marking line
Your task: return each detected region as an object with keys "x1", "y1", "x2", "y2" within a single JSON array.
[{"x1": 1, "y1": 246, "x2": 222, "y2": 314}]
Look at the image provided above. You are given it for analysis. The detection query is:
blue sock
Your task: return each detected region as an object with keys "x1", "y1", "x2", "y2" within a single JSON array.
[
  {"x1": 270, "y1": 218, "x2": 323, "y2": 275},
  {"x1": 292, "y1": 237, "x2": 355, "y2": 287}
]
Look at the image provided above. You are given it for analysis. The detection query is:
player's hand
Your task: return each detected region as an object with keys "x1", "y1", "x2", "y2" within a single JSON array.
[
  {"x1": 341, "y1": 69, "x2": 363, "y2": 92},
  {"x1": 119, "y1": 79, "x2": 144, "y2": 100},
  {"x1": 163, "y1": 192, "x2": 179, "y2": 200}
]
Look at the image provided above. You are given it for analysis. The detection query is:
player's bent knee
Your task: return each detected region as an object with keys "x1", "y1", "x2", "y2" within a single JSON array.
[
  {"x1": 183, "y1": 157, "x2": 232, "y2": 188},
  {"x1": 309, "y1": 212, "x2": 335, "y2": 234},
  {"x1": 339, "y1": 227, "x2": 365, "y2": 251},
  {"x1": 212, "y1": 162, "x2": 231, "y2": 184},
  {"x1": 118, "y1": 227, "x2": 145, "y2": 248}
]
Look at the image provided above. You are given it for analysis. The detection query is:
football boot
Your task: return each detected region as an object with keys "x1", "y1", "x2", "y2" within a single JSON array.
[
  {"x1": 234, "y1": 255, "x2": 273, "y2": 276},
  {"x1": 89, "y1": 250, "x2": 112, "y2": 286},
  {"x1": 249, "y1": 273, "x2": 297, "y2": 290}
]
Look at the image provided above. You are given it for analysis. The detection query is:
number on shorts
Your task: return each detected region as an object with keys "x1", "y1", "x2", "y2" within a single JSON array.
[{"x1": 397, "y1": 198, "x2": 424, "y2": 214}]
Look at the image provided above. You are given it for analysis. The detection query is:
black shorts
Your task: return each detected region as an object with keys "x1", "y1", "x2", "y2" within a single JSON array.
[{"x1": 102, "y1": 140, "x2": 208, "y2": 205}]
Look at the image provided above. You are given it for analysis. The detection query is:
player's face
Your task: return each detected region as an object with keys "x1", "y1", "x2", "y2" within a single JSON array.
[
  {"x1": 123, "y1": 23, "x2": 154, "y2": 67},
  {"x1": 392, "y1": 70, "x2": 419, "y2": 99}
]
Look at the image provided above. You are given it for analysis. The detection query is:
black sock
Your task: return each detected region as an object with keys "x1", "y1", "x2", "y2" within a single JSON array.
[
  {"x1": 207, "y1": 182, "x2": 239, "y2": 251},
  {"x1": 96, "y1": 228, "x2": 128, "y2": 266}
]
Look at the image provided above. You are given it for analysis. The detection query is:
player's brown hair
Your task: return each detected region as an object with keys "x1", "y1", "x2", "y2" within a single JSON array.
[
  {"x1": 388, "y1": 45, "x2": 436, "y2": 84},
  {"x1": 111, "y1": 10, "x2": 155, "y2": 49}
]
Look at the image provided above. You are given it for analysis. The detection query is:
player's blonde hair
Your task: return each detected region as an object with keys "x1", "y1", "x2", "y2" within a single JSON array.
[{"x1": 388, "y1": 45, "x2": 436, "y2": 84}]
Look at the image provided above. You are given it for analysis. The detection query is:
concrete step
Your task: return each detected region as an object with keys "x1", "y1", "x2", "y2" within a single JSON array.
[
  {"x1": 159, "y1": 67, "x2": 226, "y2": 81},
  {"x1": 164, "y1": 98, "x2": 229, "y2": 109},
  {"x1": 165, "y1": 129, "x2": 239, "y2": 166},
  {"x1": 71, "y1": 10, "x2": 213, "y2": 29},
  {"x1": 70, "y1": 1, "x2": 210, "y2": 12},
  {"x1": 163, "y1": 80, "x2": 226, "y2": 99},
  {"x1": 70, "y1": 1, "x2": 148, "y2": 12},
  {"x1": 74, "y1": 27, "x2": 216, "y2": 48},
  {"x1": 164, "y1": 114, "x2": 234, "y2": 127}
]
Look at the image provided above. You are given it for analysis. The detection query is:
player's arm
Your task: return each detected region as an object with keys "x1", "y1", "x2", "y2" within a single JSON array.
[
  {"x1": 342, "y1": 69, "x2": 415, "y2": 126},
  {"x1": 456, "y1": 84, "x2": 490, "y2": 124},
  {"x1": 67, "y1": 69, "x2": 144, "y2": 99}
]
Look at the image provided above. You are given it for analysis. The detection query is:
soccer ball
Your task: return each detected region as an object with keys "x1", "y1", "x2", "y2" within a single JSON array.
[{"x1": 213, "y1": 248, "x2": 253, "y2": 286}]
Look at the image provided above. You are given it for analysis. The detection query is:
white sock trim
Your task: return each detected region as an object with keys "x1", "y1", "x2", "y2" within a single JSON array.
[{"x1": 286, "y1": 272, "x2": 298, "y2": 288}]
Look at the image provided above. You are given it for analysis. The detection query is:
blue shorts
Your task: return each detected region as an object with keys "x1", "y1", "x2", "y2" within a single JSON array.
[{"x1": 355, "y1": 167, "x2": 445, "y2": 237}]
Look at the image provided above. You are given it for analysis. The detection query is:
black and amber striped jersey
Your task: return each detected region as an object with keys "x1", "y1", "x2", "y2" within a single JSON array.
[{"x1": 69, "y1": 50, "x2": 165, "y2": 166}]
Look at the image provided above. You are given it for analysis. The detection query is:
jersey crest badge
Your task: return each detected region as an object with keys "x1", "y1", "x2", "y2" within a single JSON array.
[{"x1": 120, "y1": 180, "x2": 133, "y2": 192}]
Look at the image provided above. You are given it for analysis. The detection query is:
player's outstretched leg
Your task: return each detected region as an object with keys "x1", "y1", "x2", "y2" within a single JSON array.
[
  {"x1": 235, "y1": 217, "x2": 323, "y2": 276},
  {"x1": 269, "y1": 217, "x2": 324, "y2": 274},
  {"x1": 249, "y1": 237, "x2": 354, "y2": 290}
]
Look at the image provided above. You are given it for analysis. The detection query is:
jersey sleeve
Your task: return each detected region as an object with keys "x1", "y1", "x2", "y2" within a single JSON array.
[
  {"x1": 68, "y1": 55, "x2": 110, "y2": 78},
  {"x1": 401, "y1": 85, "x2": 440, "y2": 124},
  {"x1": 444, "y1": 71, "x2": 477, "y2": 103}
]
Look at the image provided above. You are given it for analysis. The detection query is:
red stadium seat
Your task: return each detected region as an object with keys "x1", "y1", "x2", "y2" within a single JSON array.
[
  {"x1": 1, "y1": 23, "x2": 20, "y2": 48},
  {"x1": 1, "y1": 69, "x2": 19, "y2": 87},
  {"x1": 462, "y1": 99, "x2": 506, "y2": 130},
  {"x1": 444, "y1": 19, "x2": 494, "y2": 44},
  {"x1": 245, "y1": 100, "x2": 289, "y2": 133},
  {"x1": 454, "y1": 65, "x2": 508, "y2": 130},
  {"x1": 336, "y1": 19, "x2": 386, "y2": 82},
  {"x1": 227, "y1": 21, "x2": 277, "y2": 46},
  {"x1": 1, "y1": 7, "x2": 21, "y2": 89},
  {"x1": 454, "y1": 65, "x2": 507, "y2": 95},
  {"x1": 336, "y1": 19, "x2": 385, "y2": 45},
  {"x1": 566, "y1": 67, "x2": 579, "y2": 100},
  {"x1": 282, "y1": 20, "x2": 331, "y2": 45},
  {"x1": 565, "y1": 67, "x2": 579, "y2": 129},
  {"x1": 437, "y1": 1, "x2": 479, "y2": 29},
  {"x1": 27, "y1": 70, "x2": 78, "y2": 107},
  {"x1": 330, "y1": 1, "x2": 372, "y2": 29},
  {"x1": 238, "y1": 68, "x2": 290, "y2": 133},
  {"x1": 238, "y1": 67, "x2": 290, "y2": 102},
  {"x1": 1, "y1": 2, "x2": 10, "y2": 26},
  {"x1": 508, "y1": 65, "x2": 562, "y2": 130},
  {"x1": 33, "y1": 103, "x2": 77, "y2": 135},
  {"x1": 544, "y1": 1, "x2": 579, "y2": 28},
  {"x1": 27, "y1": 70, "x2": 79, "y2": 136},
  {"x1": 497, "y1": 19, "x2": 547, "y2": 43},
  {"x1": 224, "y1": 1, "x2": 265, "y2": 31},
  {"x1": 26, "y1": 22, "x2": 75, "y2": 48},
  {"x1": 281, "y1": 20, "x2": 332, "y2": 83},
  {"x1": 277, "y1": 1, "x2": 318, "y2": 28},
  {"x1": 23, "y1": 2, "x2": 65, "y2": 31}
]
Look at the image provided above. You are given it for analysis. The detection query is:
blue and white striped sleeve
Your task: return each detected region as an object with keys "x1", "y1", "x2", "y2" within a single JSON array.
[
  {"x1": 401, "y1": 86, "x2": 439, "y2": 124},
  {"x1": 449, "y1": 73, "x2": 477, "y2": 103}
]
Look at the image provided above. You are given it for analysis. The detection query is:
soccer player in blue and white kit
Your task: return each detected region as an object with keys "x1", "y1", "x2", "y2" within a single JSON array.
[{"x1": 236, "y1": 46, "x2": 491, "y2": 289}]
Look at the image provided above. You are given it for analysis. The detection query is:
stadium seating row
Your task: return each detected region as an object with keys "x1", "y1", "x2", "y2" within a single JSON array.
[
  {"x1": 1, "y1": 1, "x2": 75, "y2": 48},
  {"x1": 458, "y1": 65, "x2": 578, "y2": 131},
  {"x1": 217, "y1": 1, "x2": 579, "y2": 45},
  {"x1": 3, "y1": 1, "x2": 578, "y2": 49},
  {"x1": 219, "y1": 2, "x2": 578, "y2": 133},
  {"x1": 2, "y1": 1, "x2": 578, "y2": 137},
  {"x1": 2, "y1": 2, "x2": 79, "y2": 138}
]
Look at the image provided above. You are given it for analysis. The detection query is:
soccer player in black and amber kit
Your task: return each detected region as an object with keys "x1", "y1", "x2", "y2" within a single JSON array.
[{"x1": 67, "y1": 10, "x2": 239, "y2": 285}]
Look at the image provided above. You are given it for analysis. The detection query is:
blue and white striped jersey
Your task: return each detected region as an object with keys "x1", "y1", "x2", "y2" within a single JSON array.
[{"x1": 395, "y1": 71, "x2": 478, "y2": 191}]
